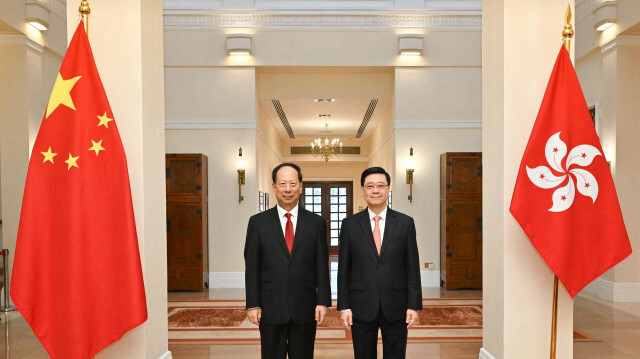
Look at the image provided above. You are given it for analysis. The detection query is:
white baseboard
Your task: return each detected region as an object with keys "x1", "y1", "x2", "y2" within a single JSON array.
[
  {"x1": 420, "y1": 270, "x2": 441, "y2": 287},
  {"x1": 210, "y1": 272, "x2": 245, "y2": 288},
  {"x1": 158, "y1": 351, "x2": 172, "y2": 359},
  {"x1": 581, "y1": 277, "x2": 640, "y2": 302},
  {"x1": 479, "y1": 347, "x2": 496, "y2": 359},
  {"x1": 210, "y1": 271, "x2": 442, "y2": 289}
]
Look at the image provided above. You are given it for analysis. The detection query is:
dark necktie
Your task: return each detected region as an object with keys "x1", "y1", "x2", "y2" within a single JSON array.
[{"x1": 285, "y1": 213, "x2": 294, "y2": 254}]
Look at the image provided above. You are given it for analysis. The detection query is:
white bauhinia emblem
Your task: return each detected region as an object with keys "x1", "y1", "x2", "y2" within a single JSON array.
[{"x1": 526, "y1": 132, "x2": 602, "y2": 212}]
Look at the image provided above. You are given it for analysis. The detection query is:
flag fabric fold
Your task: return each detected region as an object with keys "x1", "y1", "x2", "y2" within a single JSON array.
[
  {"x1": 510, "y1": 45, "x2": 632, "y2": 298},
  {"x1": 11, "y1": 22, "x2": 147, "y2": 358}
]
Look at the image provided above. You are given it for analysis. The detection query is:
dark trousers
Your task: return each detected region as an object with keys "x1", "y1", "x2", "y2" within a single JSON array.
[
  {"x1": 259, "y1": 320, "x2": 317, "y2": 359},
  {"x1": 351, "y1": 307, "x2": 408, "y2": 359}
]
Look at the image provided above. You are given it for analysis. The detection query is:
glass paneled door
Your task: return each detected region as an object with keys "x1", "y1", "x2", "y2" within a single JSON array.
[{"x1": 301, "y1": 181, "x2": 353, "y2": 254}]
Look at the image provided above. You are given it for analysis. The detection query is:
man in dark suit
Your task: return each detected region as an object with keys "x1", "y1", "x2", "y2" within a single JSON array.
[
  {"x1": 338, "y1": 166, "x2": 422, "y2": 358},
  {"x1": 245, "y1": 163, "x2": 331, "y2": 359}
]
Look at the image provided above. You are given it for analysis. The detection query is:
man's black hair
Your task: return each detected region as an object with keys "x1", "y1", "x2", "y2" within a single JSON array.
[{"x1": 360, "y1": 167, "x2": 391, "y2": 186}]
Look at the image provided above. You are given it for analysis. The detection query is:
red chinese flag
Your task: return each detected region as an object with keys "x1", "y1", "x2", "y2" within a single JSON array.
[
  {"x1": 10, "y1": 22, "x2": 147, "y2": 358},
  {"x1": 510, "y1": 46, "x2": 632, "y2": 298}
]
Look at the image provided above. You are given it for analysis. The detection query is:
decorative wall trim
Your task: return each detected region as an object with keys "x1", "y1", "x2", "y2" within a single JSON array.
[
  {"x1": 31, "y1": 0, "x2": 66, "y2": 18},
  {"x1": 165, "y1": 121, "x2": 257, "y2": 129},
  {"x1": 479, "y1": 347, "x2": 496, "y2": 359},
  {"x1": 601, "y1": 35, "x2": 640, "y2": 53},
  {"x1": 395, "y1": 119, "x2": 482, "y2": 129},
  {"x1": 581, "y1": 277, "x2": 640, "y2": 302},
  {"x1": 0, "y1": 34, "x2": 45, "y2": 54},
  {"x1": 163, "y1": 14, "x2": 481, "y2": 29},
  {"x1": 158, "y1": 351, "x2": 173, "y2": 359},
  {"x1": 210, "y1": 271, "x2": 441, "y2": 288}
]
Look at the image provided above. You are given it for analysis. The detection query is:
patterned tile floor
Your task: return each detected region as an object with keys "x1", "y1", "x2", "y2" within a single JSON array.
[{"x1": 1, "y1": 288, "x2": 638, "y2": 358}]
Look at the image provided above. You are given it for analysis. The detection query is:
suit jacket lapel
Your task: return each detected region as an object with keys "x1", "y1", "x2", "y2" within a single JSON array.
[
  {"x1": 380, "y1": 208, "x2": 396, "y2": 258},
  {"x1": 290, "y1": 208, "x2": 305, "y2": 259},
  {"x1": 358, "y1": 209, "x2": 379, "y2": 258},
  {"x1": 268, "y1": 207, "x2": 291, "y2": 258}
]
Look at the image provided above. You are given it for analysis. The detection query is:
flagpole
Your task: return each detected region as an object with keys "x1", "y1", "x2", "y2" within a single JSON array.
[
  {"x1": 562, "y1": 5, "x2": 574, "y2": 53},
  {"x1": 79, "y1": 1, "x2": 91, "y2": 35},
  {"x1": 550, "y1": 274, "x2": 559, "y2": 359},
  {"x1": 550, "y1": 7, "x2": 574, "y2": 359}
]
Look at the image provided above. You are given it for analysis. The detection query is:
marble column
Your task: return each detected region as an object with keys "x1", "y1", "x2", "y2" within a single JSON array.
[
  {"x1": 599, "y1": 36, "x2": 640, "y2": 301},
  {"x1": 0, "y1": 33, "x2": 44, "y2": 295},
  {"x1": 65, "y1": 0, "x2": 169, "y2": 358},
  {"x1": 481, "y1": 1, "x2": 575, "y2": 358}
]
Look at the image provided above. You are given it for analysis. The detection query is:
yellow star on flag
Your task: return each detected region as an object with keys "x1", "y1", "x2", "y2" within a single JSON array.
[
  {"x1": 97, "y1": 112, "x2": 113, "y2": 128},
  {"x1": 41, "y1": 147, "x2": 58, "y2": 164},
  {"x1": 64, "y1": 153, "x2": 79, "y2": 170},
  {"x1": 89, "y1": 140, "x2": 105, "y2": 156},
  {"x1": 46, "y1": 74, "x2": 82, "y2": 118}
]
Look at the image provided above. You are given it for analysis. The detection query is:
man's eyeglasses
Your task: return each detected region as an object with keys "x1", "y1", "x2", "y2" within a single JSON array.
[{"x1": 363, "y1": 184, "x2": 389, "y2": 191}]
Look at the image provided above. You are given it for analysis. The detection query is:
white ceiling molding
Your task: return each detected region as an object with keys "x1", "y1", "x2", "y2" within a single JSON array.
[
  {"x1": 32, "y1": 0, "x2": 66, "y2": 19},
  {"x1": 394, "y1": 119, "x2": 481, "y2": 129},
  {"x1": 576, "y1": 0, "x2": 617, "y2": 23},
  {"x1": 164, "y1": 0, "x2": 481, "y2": 11},
  {"x1": 165, "y1": 120, "x2": 257, "y2": 130},
  {"x1": 163, "y1": 14, "x2": 481, "y2": 29}
]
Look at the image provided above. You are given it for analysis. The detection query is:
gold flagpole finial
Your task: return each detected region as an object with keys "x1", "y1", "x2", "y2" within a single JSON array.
[
  {"x1": 79, "y1": 1, "x2": 91, "y2": 34},
  {"x1": 562, "y1": 4, "x2": 574, "y2": 52}
]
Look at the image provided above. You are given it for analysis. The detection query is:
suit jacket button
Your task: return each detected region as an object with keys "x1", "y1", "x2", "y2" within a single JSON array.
[{"x1": 377, "y1": 263, "x2": 381, "y2": 268}]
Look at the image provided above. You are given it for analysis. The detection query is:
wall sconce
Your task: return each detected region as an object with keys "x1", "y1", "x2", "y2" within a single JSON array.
[
  {"x1": 398, "y1": 34, "x2": 423, "y2": 56},
  {"x1": 227, "y1": 34, "x2": 252, "y2": 55},
  {"x1": 26, "y1": 1, "x2": 50, "y2": 31},
  {"x1": 406, "y1": 147, "x2": 414, "y2": 203},
  {"x1": 593, "y1": 2, "x2": 616, "y2": 31},
  {"x1": 237, "y1": 147, "x2": 245, "y2": 203}
]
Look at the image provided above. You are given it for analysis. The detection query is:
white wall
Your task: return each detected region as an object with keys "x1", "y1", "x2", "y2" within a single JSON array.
[
  {"x1": 392, "y1": 128, "x2": 482, "y2": 274},
  {"x1": 166, "y1": 129, "x2": 258, "y2": 273}
]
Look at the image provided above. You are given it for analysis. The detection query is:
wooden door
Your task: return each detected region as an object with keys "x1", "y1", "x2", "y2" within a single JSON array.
[
  {"x1": 301, "y1": 181, "x2": 353, "y2": 254},
  {"x1": 166, "y1": 155, "x2": 206, "y2": 199},
  {"x1": 166, "y1": 154, "x2": 209, "y2": 292},
  {"x1": 441, "y1": 152, "x2": 482, "y2": 290},
  {"x1": 443, "y1": 198, "x2": 482, "y2": 289}
]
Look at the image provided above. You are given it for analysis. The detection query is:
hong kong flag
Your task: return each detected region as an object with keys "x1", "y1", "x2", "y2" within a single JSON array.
[
  {"x1": 10, "y1": 22, "x2": 147, "y2": 358},
  {"x1": 510, "y1": 45, "x2": 632, "y2": 298}
]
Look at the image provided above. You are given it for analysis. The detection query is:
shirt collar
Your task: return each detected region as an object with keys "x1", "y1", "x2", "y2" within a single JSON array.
[
  {"x1": 368, "y1": 206, "x2": 388, "y2": 221},
  {"x1": 277, "y1": 204, "x2": 299, "y2": 218}
]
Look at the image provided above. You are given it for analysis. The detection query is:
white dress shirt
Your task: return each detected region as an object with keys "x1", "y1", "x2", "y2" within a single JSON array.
[
  {"x1": 368, "y1": 206, "x2": 388, "y2": 244},
  {"x1": 277, "y1": 204, "x2": 299, "y2": 236}
]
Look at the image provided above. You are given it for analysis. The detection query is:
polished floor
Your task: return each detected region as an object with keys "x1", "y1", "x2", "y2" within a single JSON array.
[{"x1": 1, "y1": 288, "x2": 638, "y2": 358}]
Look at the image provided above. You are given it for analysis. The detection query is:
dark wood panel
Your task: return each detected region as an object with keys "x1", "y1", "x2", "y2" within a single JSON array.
[
  {"x1": 442, "y1": 152, "x2": 482, "y2": 196},
  {"x1": 166, "y1": 154, "x2": 207, "y2": 199},
  {"x1": 440, "y1": 152, "x2": 482, "y2": 291},
  {"x1": 166, "y1": 153, "x2": 209, "y2": 292}
]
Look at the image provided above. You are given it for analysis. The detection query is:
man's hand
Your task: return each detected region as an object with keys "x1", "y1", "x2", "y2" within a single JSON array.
[
  {"x1": 406, "y1": 309, "x2": 419, "y2": 328},
  {"x1": 315, "y1": 305, "x2": 327, "y2": 324},
  {"x1": 341, "y1": 310, "x2": 353, "y2": 330},
  {"x1": 247, "y1": 308, "x2": 262, "y2": 326}
]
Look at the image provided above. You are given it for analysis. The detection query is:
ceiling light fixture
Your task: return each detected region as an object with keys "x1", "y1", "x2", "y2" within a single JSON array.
[
  {"x1": 317, "y1": 114, "x2": 332, "y2": 117},
  {"x1": 310, "y1": 124, "x2": 343, "y2": 163},
  {"x1": 314, "y1": 99, "x2": 335, "y2": 103}
]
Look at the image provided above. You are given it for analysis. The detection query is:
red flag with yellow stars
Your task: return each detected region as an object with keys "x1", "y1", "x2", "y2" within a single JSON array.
[{"x1": 11, "y1": 22, "x2": 147, "y2": 358}]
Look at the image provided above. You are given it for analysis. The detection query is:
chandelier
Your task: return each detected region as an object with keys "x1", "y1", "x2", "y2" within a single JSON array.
[{"x1": 310, "y1": 123, "x2": 343, "y2": 162}]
